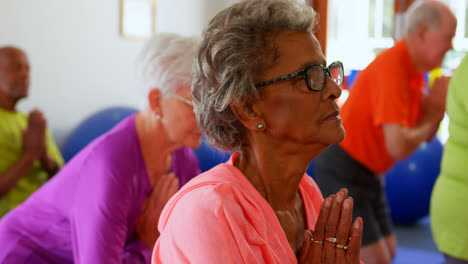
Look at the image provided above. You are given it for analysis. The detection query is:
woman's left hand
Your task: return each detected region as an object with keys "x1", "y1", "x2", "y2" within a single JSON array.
[
  {"x1": 298, "y1": 188, "x2": 363, "y2": 264},
  {"x1": 135, "y1": 172, "x2": 179, "y2": 248}
]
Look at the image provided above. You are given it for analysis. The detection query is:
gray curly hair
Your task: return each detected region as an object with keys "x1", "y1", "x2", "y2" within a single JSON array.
[{"x1": 192, "y1": 0, "x2": 318, "y2": 151}]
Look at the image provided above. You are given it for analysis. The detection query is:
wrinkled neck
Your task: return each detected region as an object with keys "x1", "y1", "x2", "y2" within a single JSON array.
[
  {"x1": 235, "y1": 144, "x2": 306, "y2": 211},
  {"x1": 135, "y1": 111, "x2": 180, "y2": 184}
]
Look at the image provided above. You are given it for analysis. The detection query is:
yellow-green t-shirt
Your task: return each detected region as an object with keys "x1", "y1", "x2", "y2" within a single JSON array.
[
  {"x1": 0, "y1": 109, "x2": 64, "y2": 217},
  {"x1": 431, "y1": 55, "x2": 468, "y2": 260}
]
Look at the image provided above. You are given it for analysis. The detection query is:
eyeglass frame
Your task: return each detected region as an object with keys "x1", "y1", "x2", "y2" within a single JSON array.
[
  {"x1": 254, "y1": 61, "x2": 344, "y2": 92},
  {"x1": 173, "y1": 94, "x2": 193, "y2": 106}
]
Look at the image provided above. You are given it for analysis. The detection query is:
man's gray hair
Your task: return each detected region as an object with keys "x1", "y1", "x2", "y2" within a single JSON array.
[
  {"x1": 192, "y1": 0, "x2": 318, "y2": 151},
  {"x1": 138, "y1": 32, "x2": 200, "y2": 96},
  {"x1": 405, "y1": 0, "x2": 450, "y2": 33}
]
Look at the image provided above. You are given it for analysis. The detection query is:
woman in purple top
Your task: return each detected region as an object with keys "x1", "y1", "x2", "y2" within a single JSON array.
[{"x1": 0, "y1": 33, "x2": 202, "y2": 263}]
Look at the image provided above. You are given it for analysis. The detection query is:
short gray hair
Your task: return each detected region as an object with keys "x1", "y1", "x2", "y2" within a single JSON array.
[
  {"x1": 192, "y1": 0, "x2": 318, "y2": 151},
  {"x1": 405, "y1": 0, "x2": 449, "y2": 33},
  {"x1": 138, "y1": 32, "x2": 200, "y2": 96}
]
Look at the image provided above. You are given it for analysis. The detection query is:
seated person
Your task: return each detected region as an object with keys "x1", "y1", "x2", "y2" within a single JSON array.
[
  {"x1": 0, "y1": 46, "x2": 63, "y2": 217},
  {"x1": 0, "y1": 33, "x2": 201, "y2": 263},
  {"x1": 314, "y1": 1, "x2": 455, "y2": 263},
  {"x1": 153, "y1": 1, "x2": 363, "y2": 263}
]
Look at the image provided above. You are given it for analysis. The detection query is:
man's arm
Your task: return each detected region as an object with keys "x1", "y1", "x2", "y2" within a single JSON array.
[
  {"x1": 0, "y1": 110, "x2": 46, "y2": 196},
  {"x1": 39, "y1": 153, "x2": 59, "y2": 178},
  {"x1": 383, "y1": 76, "x2": 449, "y2": 161},
  {"x1": 382, "y1": 117, "x2": 440, "y2": 161},
  {"x1": 0, "y1": 154, "x2": 36, "y2": 197},
  {"x1": 40, "y1": 130, "x2": 64, "y2": 178}
]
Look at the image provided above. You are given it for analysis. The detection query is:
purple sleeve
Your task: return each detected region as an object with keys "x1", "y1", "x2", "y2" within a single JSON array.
[
  {"x1": 70, "y1": 155, "x2": 150, "y2": 264},
  {"x1": 172, "y1": 147, "x2": 201, "y2": 187},
  {"x1": 124, "y1": 240, "x2": 152, "y2": 262}
]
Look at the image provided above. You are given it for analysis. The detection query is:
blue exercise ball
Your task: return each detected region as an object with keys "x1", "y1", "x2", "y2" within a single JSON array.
[
  {"x1": 62, "y1": 106, "x2": 138, "y2": 161},
  {"x1": 385, "y1": 137, "x2": 443, "y2": 224},
  {"x1": 306, "y1": 159, "x2": 316, "y2": 179},
  {"x1": 193, "y1": 137, "x2": 230, "y2": 173}
]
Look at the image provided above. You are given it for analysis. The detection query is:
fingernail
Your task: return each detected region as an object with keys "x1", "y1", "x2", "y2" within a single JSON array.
[
  {"x1": 353, "y1": 219, "x2": 361, "y2": 229},
  {"x1": 343, "y1": 199, "x2": 350, "y2": 209},
  {"x1": 337, "y1": 192, "x2": 343, "y2": 203},
  {"x1": 341, "y1": 188, "x2": 348, "y2": 195},
  {"x1": 325, "y1": 198, "x2": 332, "y2": 207}
]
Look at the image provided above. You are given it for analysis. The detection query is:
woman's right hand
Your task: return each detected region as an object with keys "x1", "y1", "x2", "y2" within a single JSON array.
[
  {"x1": 299, "y1": 188, "x2": 363, "y2": 264},
  {"x1": 136, "y1": 172, "x2": 179, "y2": 248}
]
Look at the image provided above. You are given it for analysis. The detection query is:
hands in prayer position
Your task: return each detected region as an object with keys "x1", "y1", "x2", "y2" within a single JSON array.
[{"x1": 299, "y1": 189, "x2": 363, "y2": 264}]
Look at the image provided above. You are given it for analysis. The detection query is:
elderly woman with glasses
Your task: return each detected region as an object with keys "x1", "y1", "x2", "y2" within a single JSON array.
[
  {"x1": 152, "y1": 1, "x2": 363, "y2": 263},
  {"x1": 0, "y1": 33, "x2": 201, "y2": 264}
]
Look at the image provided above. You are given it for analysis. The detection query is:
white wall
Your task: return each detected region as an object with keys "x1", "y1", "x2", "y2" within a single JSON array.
[
  {"x1": 156, "y1": 0, "x2": 235, "y2": 36},
  {"x1": 327, "y1": 0, "x2": 394, "y2": 71},
  {"x1": 0, "y1": 0, "x2": 230, "y2": 148}
]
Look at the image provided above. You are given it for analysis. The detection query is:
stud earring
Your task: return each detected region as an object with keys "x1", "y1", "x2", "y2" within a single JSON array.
[
  {"x1": 257, "y1": 123, "x2": 264, "y2": 129},
  {"x1": 155, "y1": 114, "x2": 161, "y2": 120}
]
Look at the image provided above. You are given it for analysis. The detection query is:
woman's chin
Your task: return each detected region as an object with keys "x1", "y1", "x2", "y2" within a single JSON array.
[
  {"x1": 185, "y1": 136, "x2": 203, "y2": 149},
  {"x1": 325, "y1": 129, "x2": 346, "y2": 145},
  {"x1": 337, "y1": 130, "x2": 346, "y2": 143}
]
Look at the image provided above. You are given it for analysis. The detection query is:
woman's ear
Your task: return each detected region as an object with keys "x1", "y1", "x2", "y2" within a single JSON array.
[
  {"x1": 148, "y1": 88, "x2": 163, "y2": 117},
  {"x1": 230, "y1": 101, "x2": 265, "y2": 131}
]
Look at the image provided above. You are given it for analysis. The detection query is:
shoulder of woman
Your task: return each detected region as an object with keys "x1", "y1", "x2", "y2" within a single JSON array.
[{"x1": 300, "y1": 176, "x2": 324, "y2": 202}]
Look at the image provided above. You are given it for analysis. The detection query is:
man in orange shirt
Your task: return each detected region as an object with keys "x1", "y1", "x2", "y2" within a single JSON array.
[{"x1": 314, "y1": 1, "x2": 456, "y2": 264}]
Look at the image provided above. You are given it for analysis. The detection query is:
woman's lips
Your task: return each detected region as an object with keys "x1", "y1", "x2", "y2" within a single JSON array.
[{"x1": 325, "y1": 111, "x2": 340, "y2": 120}]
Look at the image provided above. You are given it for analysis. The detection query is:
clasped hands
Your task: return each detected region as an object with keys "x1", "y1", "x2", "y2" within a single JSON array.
[{"x1": 299, "y1": 188, "x2": 363, "y2": 264}]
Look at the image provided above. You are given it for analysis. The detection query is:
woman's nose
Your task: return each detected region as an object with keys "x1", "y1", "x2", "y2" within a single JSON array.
[{"x1": 321, "y1": 77, "x2": 342, "y2": 101}]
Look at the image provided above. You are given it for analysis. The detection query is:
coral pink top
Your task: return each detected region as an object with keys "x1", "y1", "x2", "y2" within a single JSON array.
[{"x1": 152, "y1": 152, "x2": 324, "y2": 264}]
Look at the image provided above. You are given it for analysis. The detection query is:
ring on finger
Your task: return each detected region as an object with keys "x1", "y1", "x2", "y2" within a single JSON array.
[
  {"x1": 336, "y1": 244, "x2": 348, "y2": 250},
  {"x1": 324, "y1": 237, "x2": 337, "y2": 243},
  {"x1": 310, "y1": 238, "x2": 323, "y2": 244}
]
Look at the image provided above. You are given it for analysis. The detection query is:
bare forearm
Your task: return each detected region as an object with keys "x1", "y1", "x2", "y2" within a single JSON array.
[
  {"x1": 0, "y1": 155, "x2": 36, "y2": 197},
  {"x1": 426, "y1": 122, "x2": 440, "y2": 142},
  {"x1": 385, "y1": 76, "x2": 449, "y2": 160},
  {"x1": 400, "y1": 125, "x2": 432, "y2": 158},
  {"x1": 396, "y1": 120, "x2": 439, "y2": 160}
]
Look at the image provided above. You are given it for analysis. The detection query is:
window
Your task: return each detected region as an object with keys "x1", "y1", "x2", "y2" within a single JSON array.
[
  {"x1": 327, "y1": 0, "x2": 467, "y2": 143},
  {"x1": 328, "y1": 0, "x2": 468, "y2": 72},
  {"x1": 368, "y1": 0, "x2": 394, "y2": 38},
  {"x1": 327, "y1": 0, "x2": 394, "y2": 71}
]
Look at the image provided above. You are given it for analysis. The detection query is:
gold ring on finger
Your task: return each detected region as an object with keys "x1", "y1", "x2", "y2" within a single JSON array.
[
  {"x1": 336, "y1": 244, "x2": 348, "y2": 250},
  {"x1": 325, "y1": 237, "x2": 337, "y2": 243}
]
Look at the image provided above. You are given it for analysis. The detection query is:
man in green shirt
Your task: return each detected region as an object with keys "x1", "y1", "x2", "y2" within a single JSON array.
[{"x1": 0, "y1": 46, "x2": 64, "y2": 217}]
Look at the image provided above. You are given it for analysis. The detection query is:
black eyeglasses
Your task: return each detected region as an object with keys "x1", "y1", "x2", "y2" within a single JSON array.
[{"x1": 255, "y1": 61, "x2": 344, "y2": 91}]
